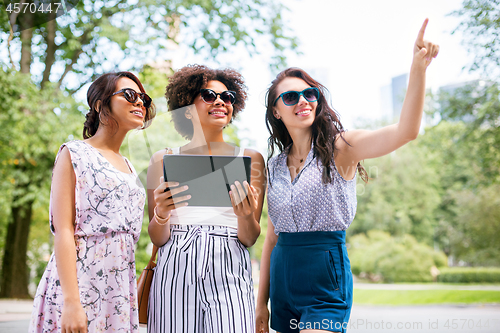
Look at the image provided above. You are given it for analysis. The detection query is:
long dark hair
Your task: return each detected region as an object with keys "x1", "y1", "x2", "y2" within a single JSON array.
[
  {"x1": 265, "y1": 67, "x2": 367, "y2": 184},
  {"x1": 83, "y1": 71, "x2": 156, "y2": 139},
  {"x1": 165, "y1": 64, "x2": 247, "y2": 139}
]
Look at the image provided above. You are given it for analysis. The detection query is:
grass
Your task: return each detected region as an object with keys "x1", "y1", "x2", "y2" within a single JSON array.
[{"x1": 353, "y1": 289, "x2": 500, "y2": 305}]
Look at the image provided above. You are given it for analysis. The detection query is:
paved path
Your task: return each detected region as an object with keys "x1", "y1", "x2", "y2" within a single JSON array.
[
  {"x1": 1, "y1": 299, "x2": 499, "y2": 333},
  {"x1": 0, "y1": 300, "x2": 148, "y2": 332}
]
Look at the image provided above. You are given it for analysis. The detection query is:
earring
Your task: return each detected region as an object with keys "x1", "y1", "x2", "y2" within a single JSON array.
[
  {"x1": 275, "y1": 113, "x2": 281, "y2": 120},
  {"x1": 185, "y1": 113, "x2": 192, "y2": 120},
  {"x1": 98, "y1": 111, "x2": 108, "y2": 126}
]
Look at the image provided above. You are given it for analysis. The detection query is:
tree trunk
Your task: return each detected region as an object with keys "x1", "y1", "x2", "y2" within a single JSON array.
[
  {"x1": 19, "y1": 11, "x2": 33, "y2": 74},
  {"x1": 41, "y1": 7, "x2": 57, "y2": 88},
  {"x1": 0, "y1": 198, "x2": 33, "y2": 299}
]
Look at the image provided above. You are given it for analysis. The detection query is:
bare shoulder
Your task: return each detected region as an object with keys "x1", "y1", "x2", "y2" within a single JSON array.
[
  {"x1": 150, "y1": 148, "x2": 171, "y2": 165},
  {"x1": 54, "y1": 146, "x2": 72, "y2": 170},
  {"x1": 52, "y1": 146, "x2": 76, "y2": 185},
  {"x1": 243, "y1": 148, "x2": 265, "y2": 164}
]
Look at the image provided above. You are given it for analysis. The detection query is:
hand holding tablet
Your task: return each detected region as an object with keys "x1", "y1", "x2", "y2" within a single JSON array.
[
  {"x1": 229, "y1": 180, "x2": 259, "y2": 218},
  {"x1": 152, "y1": 177, "x2": 191, "y2": 221}
]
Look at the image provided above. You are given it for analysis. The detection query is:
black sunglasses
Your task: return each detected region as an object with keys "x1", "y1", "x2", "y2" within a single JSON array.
[
  {"x1": 112, "y1": 88, "x2": 152, "y2": 108},
  {"x1": 200, "y1": 89, "x2": 236, "y2": 105},
  {"x1": 273, "y1": 87, "x2": 320, "y2": 106}
]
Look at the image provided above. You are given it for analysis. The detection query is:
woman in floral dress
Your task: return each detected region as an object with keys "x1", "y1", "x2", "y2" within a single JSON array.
[{"x1": 30, "y1": 72, "x2": 155, "y2": 333}]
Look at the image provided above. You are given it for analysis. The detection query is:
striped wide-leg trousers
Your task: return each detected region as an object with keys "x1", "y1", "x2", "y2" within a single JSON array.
[{"x1": 147, "y1": 224, "x2": 255, "y2": 333}]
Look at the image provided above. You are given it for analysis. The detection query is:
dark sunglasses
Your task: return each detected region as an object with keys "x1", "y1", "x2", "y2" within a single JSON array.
[
  {"x1": 112, "y1": 88, "x2": 152, "y2": 108},
  {"x1": 273, "y1": 87, "x2": 320, "y2": 106},
  {"x1": 200, "y1": 89, "x2": 236, "y2": 105}
]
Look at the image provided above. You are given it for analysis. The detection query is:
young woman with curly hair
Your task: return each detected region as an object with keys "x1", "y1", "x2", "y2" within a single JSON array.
[
  {"x1": 30, "y1": 72, "x2": 155, "y2": 333},
  {"x1": 146, "y1": 64, "x2": 266, "y2": 332},
  {"x1": 256, "y1": 20, "x2": 439, "y2": 333}
]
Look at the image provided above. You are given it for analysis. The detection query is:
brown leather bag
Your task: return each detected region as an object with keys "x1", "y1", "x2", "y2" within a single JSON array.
[{"x1": 137, "y1": 245, "x2": 158, "y2": 324}]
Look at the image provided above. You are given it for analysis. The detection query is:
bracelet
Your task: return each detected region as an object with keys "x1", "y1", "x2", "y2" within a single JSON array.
[{"x1": 154, "y1": 206, "x2": 170, "y2": 225}]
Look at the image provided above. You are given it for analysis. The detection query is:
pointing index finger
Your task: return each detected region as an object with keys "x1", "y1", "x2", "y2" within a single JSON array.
[{"x1": 417, "y1": 18, "x2": 429, "y2": 43}]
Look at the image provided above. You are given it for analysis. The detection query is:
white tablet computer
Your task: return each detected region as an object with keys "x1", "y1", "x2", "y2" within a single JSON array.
[{"x1": 163, "y1": 155, "x2": 252, "y2": 207}]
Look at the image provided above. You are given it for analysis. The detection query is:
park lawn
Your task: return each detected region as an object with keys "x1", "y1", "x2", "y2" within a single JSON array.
[{"x1": 353, "y1": 289, "x2": 500, "y2": 305}]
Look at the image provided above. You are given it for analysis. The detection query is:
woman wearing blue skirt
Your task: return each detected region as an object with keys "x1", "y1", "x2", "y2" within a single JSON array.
[{"x1": 256, "y1": 19, "x2": 439, "y2": 333}]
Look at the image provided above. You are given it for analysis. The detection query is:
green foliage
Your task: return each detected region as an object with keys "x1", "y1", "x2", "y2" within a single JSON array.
[
  {"x1": 419, "y1": 118, "x2": 500, "y2": 266},
  {"x1": 137, "y1": 63, "x2": 173, "y2": 101},
  {"x1": 432, "y1": 81, "x2": 500, "y2": 184},
  {"x1": 443, "y1": 185, "x2": 500, "y2": 266},
  {"x1": 27, "y1": 202, "x2": 53, "y2": 292},
  {"x1": 438, "y1": 267, "x2": 500, "y2": 283},
  {"x1": 0, "y1": 0, "x2": 298, "y2": 92},
  {"x1": 451, "y1": 0, "x2": 500, "y2": 76},
  {"x1": 353, "y1": 116, "x2": 500, "y2": 268},
  {"x1": 0, "y1": 67, "x2": 83, "y2": 206},
  {"x1": 350, "y1": 140, "x2": 441, "y2": 245},
  {"x1": 349, "y1": 231, "x2": 447, "y2": 283},
  {"x1": 0, "y1": 67, "x2": 83, "y2": 293}
]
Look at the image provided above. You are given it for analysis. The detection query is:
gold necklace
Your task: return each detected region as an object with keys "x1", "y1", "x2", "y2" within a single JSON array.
[{"x1": 289, "y1": 152, "x2": 308, "y2": 163}]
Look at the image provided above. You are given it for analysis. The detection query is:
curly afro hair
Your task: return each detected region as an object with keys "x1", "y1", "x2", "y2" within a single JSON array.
[{"x1": 166, "y1": 64, "x2": 247, "y2": 139}]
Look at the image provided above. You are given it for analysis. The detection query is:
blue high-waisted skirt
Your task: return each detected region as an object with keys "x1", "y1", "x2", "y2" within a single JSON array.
[{"x1": 270, "y1": 230, "x2": 353, "y2": 333}]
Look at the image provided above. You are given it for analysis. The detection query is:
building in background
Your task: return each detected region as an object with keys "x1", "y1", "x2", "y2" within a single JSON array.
[{"x1": 380, "y1": 73, "x2": 409, "y2": 122}]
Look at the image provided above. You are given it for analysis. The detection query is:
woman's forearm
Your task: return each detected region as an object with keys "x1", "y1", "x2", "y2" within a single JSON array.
[
  {"x1": 54, "y1": 228, "x2": 80, "y2": 303},
  {"x1": 237, "y1": 215, "x2": 261, "y2": 247},
  {"x1": 148, "y1": 212, "x2": 172, "y2": 247},
  {"x1": 397, "y1": 64, "x2": 426, "y2": 141}
]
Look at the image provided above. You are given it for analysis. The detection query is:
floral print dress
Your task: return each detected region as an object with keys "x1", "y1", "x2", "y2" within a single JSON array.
[{"x1": 30, "y1": 140, "x2": 146, "y2": 333}]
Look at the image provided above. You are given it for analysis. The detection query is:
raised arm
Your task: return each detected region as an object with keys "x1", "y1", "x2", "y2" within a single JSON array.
[{"x1": 336, "y1": 19, "x2": 439, "y2": 178}]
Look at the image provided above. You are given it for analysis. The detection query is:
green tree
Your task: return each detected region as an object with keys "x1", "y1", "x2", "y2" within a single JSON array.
[
  {"x1": 451, "y1": 0, "x2": 500, "y2": 76},
  {"x1": 0, "y1": 69, "x2": 82, "y2": 298},
  {"x1": 445, "y1": 0, "x2": 500, "y2": 183},
  {"x1": 0, "y1": 0, "x2": 296, "y2": 298},
  {"x1": 448, "y1": 185, "x2": 500, "y2": 266},
  {"x1": 350, "y1": 140, "x2": 441, "y2": 245},
  {"x1": 418, "y1": 121, "x2": 500, "y2": 266},
  {"x1": 433, "y1": 81, "x2": 500, "y2": 184},
  {"x1": 0, "y1": 0, "x2": 297, "y2": 90}
]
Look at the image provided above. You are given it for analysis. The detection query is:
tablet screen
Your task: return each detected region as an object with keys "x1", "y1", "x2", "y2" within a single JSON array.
[{"x1": 163, "y1": 155, "x2": 251, "y2": 207}]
